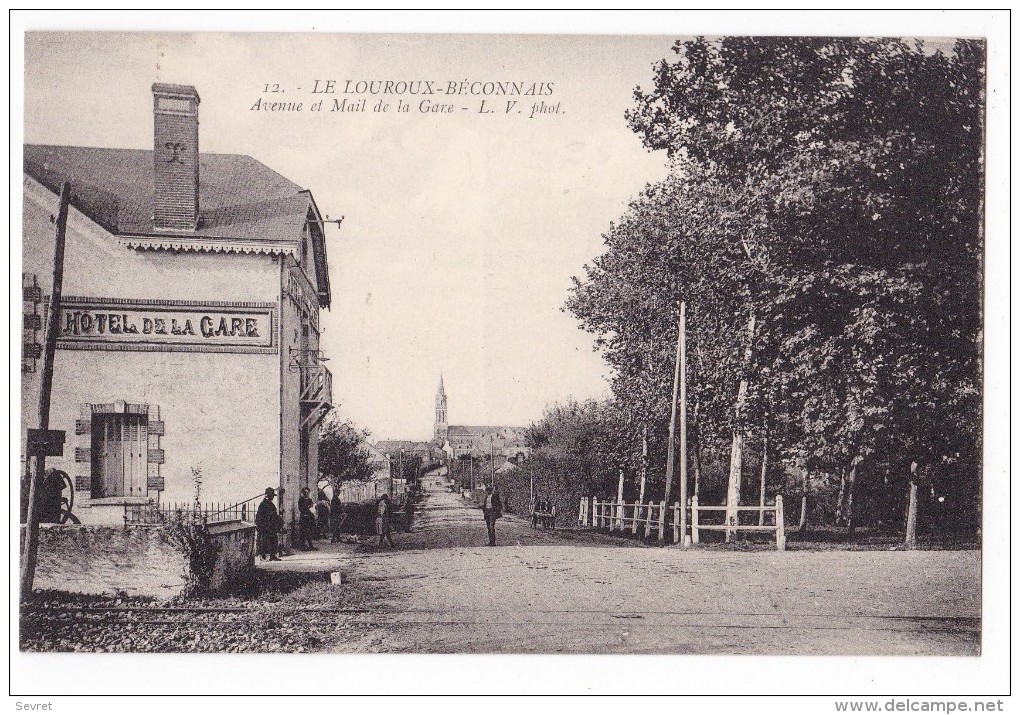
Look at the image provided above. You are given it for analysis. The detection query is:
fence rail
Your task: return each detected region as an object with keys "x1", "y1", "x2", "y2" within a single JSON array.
[
  {"x1": 124, "y1": 498, "x2": 261, "y2": 526},
  {"x1": 331, "y1": 480, "x2": 408, "y2": 506},
  {"x1": 578, "y1": 494, "x2": 786, "y2": 550}
]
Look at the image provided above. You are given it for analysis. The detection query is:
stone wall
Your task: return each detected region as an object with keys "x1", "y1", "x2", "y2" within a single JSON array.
[
  {"x1": 22, "y1": 521, "x2": 256, "y2": 600},
  {"x1": 206, "y1": 520, "x2": 256, "y2": 593}
]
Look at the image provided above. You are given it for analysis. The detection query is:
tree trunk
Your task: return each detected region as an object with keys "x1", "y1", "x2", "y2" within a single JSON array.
[
  {"x1": 758, "y1": 415, "x2": 769, "y2": 526},
  {"x1": 835, "y1": 467, "x2": 847, "y2": 526},
  {"x1": 692, "y1": 327, "x2": 705, "y2": 502},
  {"x1": 725, "y1": 311, "x2": 756, "y2": 542},
  {"x1": 905, "y1": 461, "x2": 919, "y2": 549},
  {"x1": 691, "y1": 399, "x2": 702, "y2": 501},
  {"x1": 615, "y1": 467, "x2": 625, "y2": 531},
  {"x1": 638, "y1": 426, "x2": 648, "y2": 504},
  {"x1": 838, "y1": 455, "x2": 862, "y2": 539},
  {"x1": 663, "y1": 306, "x2": 684, "y2": 506},
  {"x1": 798, "y1": 464, "x2": 809, "y2": 532}
]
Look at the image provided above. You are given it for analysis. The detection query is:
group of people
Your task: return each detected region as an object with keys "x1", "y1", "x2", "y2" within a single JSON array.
[
  {"x1": 531, "y1": 496, "x2": 556, "y2": 529},
  {"x1": 255, "y1": 485, "x2": 417, "y2": 557},
  {"x1": 256, "y1": 482, "x2": 509, "y2": 555},
  {"x1": 255, "y1": 486, "x2": 350, "y2": 560}
]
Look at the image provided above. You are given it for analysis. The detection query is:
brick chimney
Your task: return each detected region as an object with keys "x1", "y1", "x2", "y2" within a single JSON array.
[{"x1": 151, "y1": 83, "x2": 200, "y2": 231}]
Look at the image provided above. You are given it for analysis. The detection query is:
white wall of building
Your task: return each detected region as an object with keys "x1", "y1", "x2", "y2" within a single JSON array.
[{"x1": 22, "y1": 177, "x2": 285, "y2": 524}]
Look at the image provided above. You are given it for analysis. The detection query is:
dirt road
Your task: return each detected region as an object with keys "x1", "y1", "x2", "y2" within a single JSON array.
[{"x1": 281, "y1": 480, "x2": 980, "y2": 655}]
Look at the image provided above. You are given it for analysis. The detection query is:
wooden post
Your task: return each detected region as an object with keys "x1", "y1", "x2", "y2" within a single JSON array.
[
  {"x1": 678, "y1": 302, "x2": 691, "y2": 547},
  {"x1": 21, "y1": 181, "x2": 71, "y2": 600},
  {"x1": 663, "y1": 304, "x2": 684, "y2": 509},
  {"x1": 631, "y1": 500, "x2": 640, "y2": 535},
  {"x1": 672, "y1": 501, "x2": 680, "y2": 544},
  {"x1": 775, "y1": 494, "x2": 786, "y2": 551},
  {"x1": 657, "y1": 501, "x2": 667, "y2": 542},
  {"x1": 593, "y1": 499, "x2": 599, "y2": 529},
  {"x1": 578, "y1": 498, "x2": 585, "y2": 527},
  {"x1": 691, "y1": 494, "x2": 700, "y2": 544},
  {"x1": 642, "y1": 503, "x2": 650, "y2": 539}
]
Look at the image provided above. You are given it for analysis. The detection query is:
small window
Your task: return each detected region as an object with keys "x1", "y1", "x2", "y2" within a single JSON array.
[{"x1": 91, "y1": 413, "x2": 148, "y2": 498}]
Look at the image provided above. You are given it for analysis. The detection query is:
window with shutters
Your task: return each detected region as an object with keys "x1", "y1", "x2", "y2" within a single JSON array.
[{"x1": 91, "y1": 412, "x2": 149, "y2": 498}]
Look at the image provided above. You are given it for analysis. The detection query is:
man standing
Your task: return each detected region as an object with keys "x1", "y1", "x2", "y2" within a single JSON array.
[
  {"x1": 255, "y1": 488, "x2": 282, "y2": 561},
  {"x1": 481, "y1": 484, "x2": 503, "y2": 547},
  {"x1": 298, "y1": 487, "x2": 318, "y2": 551},
  {"x1": 329, "y1": 491, "x2": 344, "y2": 543},
  {"x1": 375, "y1": 494, "x2": 395, "y2": 548}
]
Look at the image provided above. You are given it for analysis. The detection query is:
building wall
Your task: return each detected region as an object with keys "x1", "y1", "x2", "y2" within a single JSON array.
[
  {"x1": 22, "y1": 177, "x2": 283, "y2": 524},
  {"x1": 46, "y1": 350, "x2": 280, "y2": 518},
  {"x1": 278, "y1": 253, "x2": 323, "y2": 534}
]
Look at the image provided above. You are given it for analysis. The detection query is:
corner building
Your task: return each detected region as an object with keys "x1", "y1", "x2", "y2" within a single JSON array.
[{"x1": 21, "y1": 83, "x2": 334, "y2": 538}]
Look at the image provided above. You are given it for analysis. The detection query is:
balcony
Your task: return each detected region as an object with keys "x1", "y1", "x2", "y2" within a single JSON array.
[{"x1": 291, "y1": 350, "x2": 332, "y2": 430}]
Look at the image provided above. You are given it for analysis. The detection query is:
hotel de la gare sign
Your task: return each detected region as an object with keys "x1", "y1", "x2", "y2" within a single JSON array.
[{"x1": 56, "y1": 298, "x2": 275, "y2": 353}]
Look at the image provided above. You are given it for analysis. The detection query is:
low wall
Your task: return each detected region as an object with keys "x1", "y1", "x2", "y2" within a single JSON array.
[
  {"x1": 206, "y1": 520, "x2": 256, "y2": 593},
  {"x1": 21, "y1": 521, "x2": 255, "y2": 600}
]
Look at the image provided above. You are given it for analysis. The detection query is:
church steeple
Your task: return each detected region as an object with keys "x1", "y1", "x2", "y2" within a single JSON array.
[{"x1": 434, "y1": 374, "x2": 448, "y2": 444}]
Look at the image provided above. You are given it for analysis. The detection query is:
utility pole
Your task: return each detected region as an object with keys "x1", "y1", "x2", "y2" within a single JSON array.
[
  {"x1": 662, "y1": 302, "x2": 684, "y2": 514},
  {"x1": 21, "y1": 181, "x2": 71, "y2": 599},
  {"x1": 396, "y1": 449, "x2": 403, "y2": 499},
  {"x1": 678, "y1": 302, "x2": 691, "y2": 547},
  {"x1": 490, "y1": 435, "x2": 495, "y2": 487}
]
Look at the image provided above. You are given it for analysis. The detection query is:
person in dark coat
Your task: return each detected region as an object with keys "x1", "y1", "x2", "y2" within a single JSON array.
[
  {"x1": 329, "y1": 492, "x2": 344, "y2": 543},
  {"x1": 255, "y1": 488, "x2": 282, "y2": 561},
  {"x1": 404, "y1": 495, "x2": 416, "y2": 533},
  {"x1": 316, "y1": 489, "x2": 331, "y2": 538},
  {"x1": 375, "y1": 494, "x2": 395, "y2": 548},
  {"x1": 481, "y1": 484, "x2": 503, "y2": 546},
  {"x1": 298, "y1": 487, "x2": 317, "y2": 550}
]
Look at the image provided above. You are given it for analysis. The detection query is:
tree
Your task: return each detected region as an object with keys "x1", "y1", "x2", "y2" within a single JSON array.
[
  {"x1": 318, "y1": 410, "x2": 375, "y2": 489},
  {"x1": 568, "y1": 37, "x2": 983, "y2": 540}
]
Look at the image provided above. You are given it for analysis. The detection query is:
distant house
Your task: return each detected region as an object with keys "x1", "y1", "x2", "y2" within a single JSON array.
[
  {"x1": 374, "y1": 440, "x2": 438, "y2": 463},
  {"x1": 361, "y1": 442, "x2": 391, "y2": 482}
]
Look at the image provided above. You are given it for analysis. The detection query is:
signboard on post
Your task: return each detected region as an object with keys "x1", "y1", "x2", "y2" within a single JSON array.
[{"x1": 27, "y1": 428, "x2": 65, "y2": 458}]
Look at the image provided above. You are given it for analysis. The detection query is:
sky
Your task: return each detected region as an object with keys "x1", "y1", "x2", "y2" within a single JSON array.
[{"x1": 22, "y1": 32, "x2": 672, "y2": 441}]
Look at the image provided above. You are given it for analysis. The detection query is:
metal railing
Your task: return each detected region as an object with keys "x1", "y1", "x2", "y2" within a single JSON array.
[{"x1": 124, "y1": 495, "x2": 263, "y2": 526}]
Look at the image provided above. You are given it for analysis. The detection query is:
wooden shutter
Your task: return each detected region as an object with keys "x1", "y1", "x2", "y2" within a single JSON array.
[
  {"x1": 98, "y1": 416, "x2": 124, "y2": 497},
  {"x1": 125, "y1": 418, "x2": 148, "y2": 497}
]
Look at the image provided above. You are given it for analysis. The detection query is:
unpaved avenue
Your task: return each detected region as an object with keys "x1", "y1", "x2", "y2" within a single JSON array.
[{"x1": 269, "y1": 480, "x2": 980, "y2": 655}]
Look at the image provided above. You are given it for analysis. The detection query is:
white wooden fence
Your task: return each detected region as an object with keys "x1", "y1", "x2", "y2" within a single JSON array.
[
  {"x1": 332, "y1": 481, "x2": 380, "y2": 503},
  {"x1": 578, "y1": 494, "x2": 786, "y2": 550}
]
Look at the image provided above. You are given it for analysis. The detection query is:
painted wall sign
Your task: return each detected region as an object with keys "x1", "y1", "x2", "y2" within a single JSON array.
[{"x1": 55, "y1": 297, "x2": 277, "y2": 354}]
